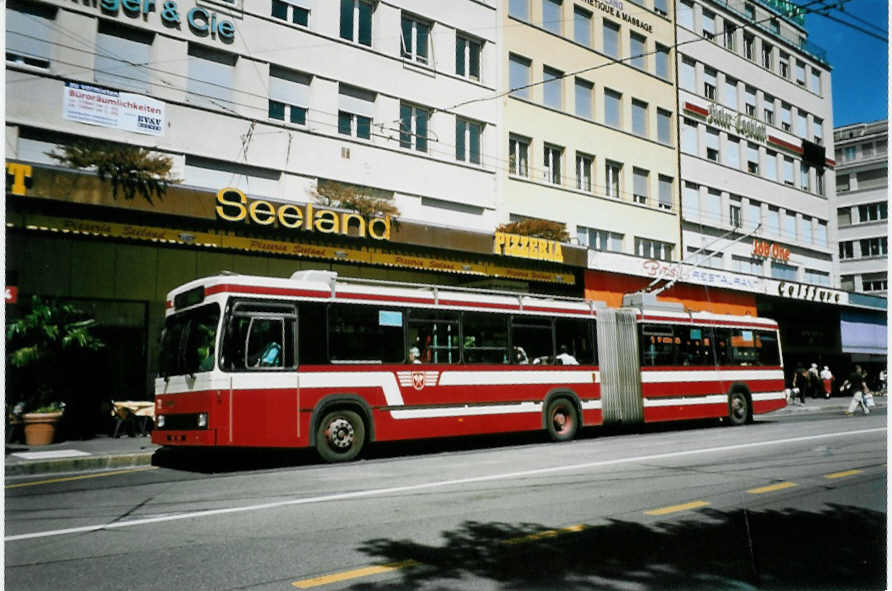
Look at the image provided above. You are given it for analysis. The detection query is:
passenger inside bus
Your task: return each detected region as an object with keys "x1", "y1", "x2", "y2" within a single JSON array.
[
  {"x1": 555, "y1": 345, "x2": 578, "y2": 365},
  {"x1": 408, "y1": 346, "x2": 422, "y2": 364}
]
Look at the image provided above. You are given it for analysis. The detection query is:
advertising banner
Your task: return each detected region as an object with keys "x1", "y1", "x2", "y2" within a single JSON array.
[{"x1": 63, "y1": 82, "x2": 165, "y2": 136}]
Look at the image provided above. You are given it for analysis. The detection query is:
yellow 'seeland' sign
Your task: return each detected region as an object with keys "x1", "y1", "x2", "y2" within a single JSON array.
[
  {"x1": 216, "y1": 188, "x2": 391, "y2": 240},
  {"x1": 493, "y1": 232, "x2": 564, "y2": 263}
]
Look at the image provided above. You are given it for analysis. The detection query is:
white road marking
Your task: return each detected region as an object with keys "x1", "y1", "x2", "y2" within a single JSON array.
[{"x1": 6, "y1": 427, "x2": 884, "y2": 542}]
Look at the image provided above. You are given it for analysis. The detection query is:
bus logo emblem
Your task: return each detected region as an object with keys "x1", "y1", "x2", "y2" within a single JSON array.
[{"x1": 412, "y1": 372, "x2": 426, "y2": 390}]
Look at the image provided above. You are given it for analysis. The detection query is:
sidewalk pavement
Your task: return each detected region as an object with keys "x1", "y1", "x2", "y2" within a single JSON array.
[{"x1": 5, "y1": 395, "x2": 885, "y2": 477}]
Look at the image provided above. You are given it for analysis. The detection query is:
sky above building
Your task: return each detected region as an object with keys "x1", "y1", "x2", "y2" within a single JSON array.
[{"x1": 805, "y1": 0, "x2": 888, "y2": 127}]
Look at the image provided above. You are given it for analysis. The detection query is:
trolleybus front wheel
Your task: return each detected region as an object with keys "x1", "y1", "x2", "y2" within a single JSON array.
[
  {"x1": 316, "y1": 409, "x2": 366, "y2": 462},
  {"x1": 546, "y1": 397, "x2": 579, "y2": 442},
  {"x1": 728, "y1": 391, "x2": 750, "y2": 426}
]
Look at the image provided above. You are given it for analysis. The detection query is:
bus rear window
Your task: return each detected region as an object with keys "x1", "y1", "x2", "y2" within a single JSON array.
[{"x1": 159, "y1": 303, "x2": 220, "y2": 376}]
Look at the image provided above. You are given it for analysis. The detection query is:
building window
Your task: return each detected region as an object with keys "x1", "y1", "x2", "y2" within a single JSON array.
[
  {"x1": 704, "y1": 189, "x2": 721, "y2": 225},
  {"x1": 632, "y1": 99, "x2": 648, "y2": 137},
  {"x1": 688, "y1": 247, "x2": 723, "y2": 269},
  {"x1": 802, "y1": 270, "x2": 830, "y2": 287},
  {"x1": 400, "y1": 103, "x2": 430, "y2": 152},
  {"x1": 859, "y1": 202, "x2": 888, "y2": 222},
  {"x1": 703, "y1": 68, "x2": 717, "y2": 100},
  {"x1": 574, "y1": 6, "x2": 592, "y2": 46},
  {"x1": 733, "y1": 254, "x2": 762, "y2": 275},
  {"x1": 544, "y1": 144, "x2": 563, "y2": 185},
  {"x1": 705, "y1": 128, "x2": 720, "y2": 161},
  {"x1": 862, "y1": 142, "x2": 874, "y2": 158},
  {"x1": 860, "y1": 238, "x2": 887, "y2": 257},
  {"x1": 840, "y1": 275, "x2": 855, "y2": 291},
  {"x1": 455, "y1": 118, "x2": 482, "y2": 164},
  {"x1": 763, "y1": 96, "x2": 775, "y2": 124},
  {"x1": 187, "y1": 44, "x2": 237, "y2": 110},
  {"x1": 770, "y1": 261, "x2": 797, "y2": 281},
  {"x1": 680, "y1": 58, "x2": 696, "y2": 92},
  {"x1": 658, "y1": 175, "x2": 673, "y2": 210},
  {"x1": 769, "y1": 18, "x2": 780, "y2": 34},
  {"x1": 95, "y1": 21, "x2": 153, "y2": 93},
  {"x1": 509, "y1": 0, "x2": 528, "y2": 21},
  {"x1": 543, "y1": 0, "x2": 562, "y2": 35},
  {"x1": 576, "y1": 152, "x2": 593, "y2": 192},
  {"x1": 456, "y1": 34, "x2": 481, "y2": 81},
  {"x1": 764, "y1": 150, "x2": 777, "y2": 181},
  {"x1": 543, "y1": 66, "x2": 563, "y2": 110},
  {"x1": 748, "y1": 200, "x2": 761, "y2": 229},
  {"x1": 746, "y1": 143, "x2": 760, "y2": 174},
  {"x1": 401, "y1": 14, "x2": 430, "y2": 64},
  {"x1": 724, "y1": 23, "x2": 736, "y2": 51},
  {"x1": 838, "y1": 207, "x2": 852, "y2": 226},
  {"x1": 839, "y1": 241, "x2": 854, "y2": 260},
  {"x1": 816, "y1": 220, "x2": 827, "y2": 247},
  {"x1": 603, "y1": 20, "x2": 620, "y2": 58},
  {"x1": 725, "y1": 135, "x2": 740, "y2": 168},
  {"x1": 272, "y1": 0, "x2": 309, "y2": 26},
  {"x1": 800, "y1": 216, "x2": 813, "y2": 243},
  {"x1": 578, "y1": 226, "x2": 623, "y2": 251},
  {"x1": 636, "y1": 238, "x2": 673, "y2": 261},
  {"x1": 800, "y1": 162, "x2": 810, "y2": 191},
  {"x1": 813, "y1": 118, "x2": 823, "y2": 144},
  {"x1": 678, "y1": 0, "x2": 694, "y2": 29},
  {"x1": 794, "y1": 60, "x2": 806, "y2": 85},
  {"x1": 604, "y1": 88, "x2": 622, "y2": 128},
  {"x1": 862, "y1": 273, "x2": 888, "y2": 292},
  {"x1": 723, "y1": 77, "x2": 738, "y2": 110},
  {"x1": 701, "y1": 10, "x2": 715, "y2": 39},
  {"x1": 605, "y1": 160, "x2": 622, "y2": 198},
  {"x1": 843, "y1": 146, "x2": 856, "y2": 161},
  {"x1": 744, "y1": 3, "x2": 756, "y2": 19},
  {"x1": 682, "y1": 118, "x2": 698, "y2": 154},
  {"x1": 654, "y1": 0, "x2": 668, "y2": 15},
  {"x1": 657, "y1": 109, "x2": 672, "y2": 145},
  {"x1": 630, "y1": 33, "x2": 647, "y2": 70},
  {"x1": 509, "y1": 54, "x2": 531, "y2": 98},
  {"x1": 655, "y1": 44, "x2": 670, "y2": 80},
  {"x1": 782, "y1": 156, "x2": 794, "y2": 185},
  {"x1": 780, "y1": 103, "x2": 792, "y2": 131},
  {"x1": 340, "y1": 0, "x2": 372, "y2": 46},
  {"x1": 761, "y1": 43, "x2": 773, "y2": 69},
  {"x1": 779, "y1": 53, "x2": 790, "y2": 78},
  {"x1": 816, "y1": 169, "x2": 825, "y2": 195},
  {"x1": 338, "y1": 84, "x2": 374, "y2": 139},
  {"x1": 729, "y1": 197, "x2": 742, "y2": 227},
  {"x1": 575, "y1": 78, "x2": 593, "y2": 119},
  {"x1": 6, "y1": 2, "x2": 55, "y2": 69},
  {"x1": 683, "y1": 182, "x2": 699, "y2": 218},
  {"x1": 508, "y1": 135, "x2": 529, "y2": 176},
  {"x1": 796, "y1": 112, "x2": 808, "y2": 138},
  {"x1": 766, "y1": 206, "x2": 780, "y2": 236},
  {"x1": 744, "y1": 34, "x2": 754, "y2": 60},
  {"x1": 268, "y1": 66, "x2": 310, "y2": 125},
  {"x1": 783, "y1": 211, "x2": 797, "y2": 239},
  {"x1": 744, "y1": 87, "x2": 756, "y2": 116},
  {"x1": 633, "y1": 167, "x2": 649, "y2": 204},
  {"x1": 809, "y1": 68, "x2": 821, "y2": 94}
]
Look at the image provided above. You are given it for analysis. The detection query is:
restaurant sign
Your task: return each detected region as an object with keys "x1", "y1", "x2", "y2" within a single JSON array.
[
  {"x1": 216, "y1": 188, "x2": 392, "y2": 240},
  {"x1": 493, "y1": 232, "x2": 564, "y2": 263}
]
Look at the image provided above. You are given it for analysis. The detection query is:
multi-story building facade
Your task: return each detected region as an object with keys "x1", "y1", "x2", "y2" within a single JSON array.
[
  {"x1": 674, "y1": 0, "x2": 835, "y2": 288},
  {"x1": 502, "y1": 0, "x2": 680, "y2": 264},
  {"x1": 833, "y1": 120, "x2": 888, "y2": 295}
]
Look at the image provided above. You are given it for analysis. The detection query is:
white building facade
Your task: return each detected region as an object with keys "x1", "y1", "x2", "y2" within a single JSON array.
[
  {"x1": 6, "y1": 0, "x2": 502, "y2": 232},
  {"x1": 833, "y1": 120, "x2": 888, "y2": 295},
  {"x1": 674, "y1": 0, "x2": 836, "y2": 287}
]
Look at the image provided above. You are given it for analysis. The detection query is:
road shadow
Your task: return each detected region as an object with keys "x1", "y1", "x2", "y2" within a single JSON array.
[{"x1": 350, "y1": 505, "x2": 885, "y2": 590}]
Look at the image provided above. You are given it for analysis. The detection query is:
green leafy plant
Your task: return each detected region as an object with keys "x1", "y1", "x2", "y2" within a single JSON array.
[
  {"x1": 496, "y1": 219, "x2": 569, "y2": 242},
  {"x1": 6, "y1": 296, "x2": 105, "y2": 413},
  {"x1": 48, "y1": 139, "x2": 180, "y2": 202}
]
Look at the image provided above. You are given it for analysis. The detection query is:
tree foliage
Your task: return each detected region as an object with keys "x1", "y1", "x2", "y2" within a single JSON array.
[
  {"x1": 314, "y1": 180, "x2": 400, "y2": 219},
  {"x1": 496, "y1": 219, "x2": 569, "y2": 242},
  {"x1": 48, "y1": 139, "x2": 180, "y2": 202},
  {"x1": 6, "y1": 296, "x2": 105, "y2": 412}
]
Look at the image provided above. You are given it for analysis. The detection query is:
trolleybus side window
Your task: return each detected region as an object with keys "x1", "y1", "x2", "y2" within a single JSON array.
[
  {"x1": 676, "y1": 326, "x2": 714, "y2": 366},
  {"x1": 160, "y1": 303, "x2": 220, "y2": 376},
  {"x1": 556, "y1": 318, "x2": 597, "y2": 365},
  {"x1": 329, "y1": 304, "x2": 404, "y2": 364},
  {"x1": 714, "y1": 328, "x2": 780, "y2": 366},
  {"x1": 640, "y1": 323, "x2": 677, "y2": 366},
  {"x1": 408, "y1": 309, "x2": 460, "y2": 364},
  {"x1": 297, "y1": 302, "x2": 327, "y2": 365},
  {"x1": 462, "y1": 312, "x2": 508, "y2": 364},
  {"x1": 510, "y1": 316, "x2": 553, "y2": 364},
  {"x1": 221, "y1": 301, "x2": 296, "y2": 371}
]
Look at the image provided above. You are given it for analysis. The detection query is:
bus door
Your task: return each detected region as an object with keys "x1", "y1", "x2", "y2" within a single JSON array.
[
  {"x1": 221, "y1": 301, "x2": 299, "y2": 447},
  {"x1": 596, "y1": 308, "x2": 643, "y2": 424}
]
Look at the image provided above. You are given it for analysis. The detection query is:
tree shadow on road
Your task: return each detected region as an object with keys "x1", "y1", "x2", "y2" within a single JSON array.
[{"x1": 351, "y1": 505, "x2": 885, "y2": 590}]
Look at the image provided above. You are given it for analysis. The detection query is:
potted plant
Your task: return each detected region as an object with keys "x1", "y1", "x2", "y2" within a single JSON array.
[{"x1": 6, "y1": 296, "x2": 104, "y2": 446}]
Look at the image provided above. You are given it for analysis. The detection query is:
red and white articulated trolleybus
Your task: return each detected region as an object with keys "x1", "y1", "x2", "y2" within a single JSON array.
[{"x1": 153, "y1": 270, "x2": 786, "y2": 461}]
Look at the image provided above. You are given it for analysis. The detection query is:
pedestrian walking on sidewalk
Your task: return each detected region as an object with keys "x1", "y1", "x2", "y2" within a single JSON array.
[
  {"x1": 820, "y1": 365, "x2": 834, "y2": 399},
  {"x1": 792, "y1": 364, "x2": 809, "y2": 405},
  {"x1": 843, "y1": 365, "x2": 871, "y2": 416}
]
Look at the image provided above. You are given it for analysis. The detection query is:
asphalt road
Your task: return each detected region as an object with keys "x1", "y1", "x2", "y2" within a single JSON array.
[{"x1": 5, "y1": 410, "x2": 887, "y2": 591}]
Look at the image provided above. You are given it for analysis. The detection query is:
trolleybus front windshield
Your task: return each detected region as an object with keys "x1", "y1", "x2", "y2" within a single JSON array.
[{"x1": 159, "y1": 303, "x2": 220, "y2": 377}]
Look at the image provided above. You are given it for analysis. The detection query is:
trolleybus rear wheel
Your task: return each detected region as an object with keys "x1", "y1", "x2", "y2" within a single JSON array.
[
  {"x1": 546, "y1": 398, "x2": 579, "y2": 442},
  {"x1": 316, "y1": 409, "x2": 366, "y2": 462},
  {"x1": 728, "y1": 391, "x2": 750, "y2": 426}
]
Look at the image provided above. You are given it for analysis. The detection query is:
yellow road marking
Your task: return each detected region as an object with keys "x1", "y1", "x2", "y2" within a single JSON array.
[
  {"x1": 747, "y1": 481, "x2": 798, "y2": 494},
  {"x1": 825, "y1": 469, "x2": 863, "y2": 479},
  {"x1": 292, "y1": 561, "x2": 418, "y2": 589},
  {"x1": 645, "y1": 500, "x2": 709, "y2": 516},
  {"x1": 6, "y1": 466, "x2": 158, "y2": 489}
]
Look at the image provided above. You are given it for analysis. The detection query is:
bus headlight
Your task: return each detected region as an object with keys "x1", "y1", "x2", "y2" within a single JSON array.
[
  {"x1": 156, "y1": 415, "x2": 165, "y2": 428},
  {"x1": 197, "y1": 412, "x2": 208, "y2": 428}
]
